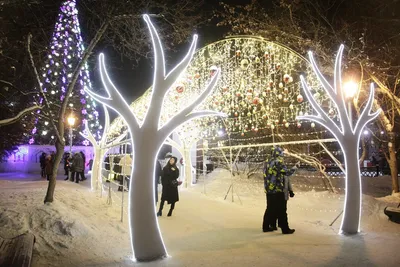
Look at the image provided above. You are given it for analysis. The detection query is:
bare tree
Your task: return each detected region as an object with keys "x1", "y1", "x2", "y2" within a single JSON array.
[
  {"x1": 299, "y1": 45, "x2": 380, "y2": 234},
  {"x1": 84, "y1": 15, "x2": 224, "y2": 261}
]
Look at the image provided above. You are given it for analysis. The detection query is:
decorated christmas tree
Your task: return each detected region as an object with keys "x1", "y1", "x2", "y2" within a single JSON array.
[{"x1": 29, "y1": 0, "x2": 100, "y2": 145}]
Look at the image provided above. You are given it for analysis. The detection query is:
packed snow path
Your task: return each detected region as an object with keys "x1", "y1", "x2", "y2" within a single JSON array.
[{"x1": 0, "y1": 171, "x2": 399, "y2": 266}]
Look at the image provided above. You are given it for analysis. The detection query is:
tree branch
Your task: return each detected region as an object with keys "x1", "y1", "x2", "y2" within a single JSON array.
[{"x1": 0, "y1": 105, "x2": 41, "y2": 126}]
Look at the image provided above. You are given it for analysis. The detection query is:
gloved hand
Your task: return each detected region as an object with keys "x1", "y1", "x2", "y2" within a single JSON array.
[{"x1": 289, "y1": 191, "x2": 295, "y2": 198}]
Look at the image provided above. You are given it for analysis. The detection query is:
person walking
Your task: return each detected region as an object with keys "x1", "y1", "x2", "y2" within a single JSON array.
[
  {"x1": 40, "y1": 152, "x2": 46, "y2": 179},
  {"x1": 80, "y1": 151, "x2": 87, "y2": 180},
  {"x1": 262, "y1": 147, "x2": 296, "y2": 234},
  {"x1": 44, "y1": 153, "x2": 53, "y2": 181},
  {"x1": 71, "y1": 152, "x2": 84, "y2": 183},
  {"x1": 157, "y1": 156, "x2": 180, "y2": 217}
]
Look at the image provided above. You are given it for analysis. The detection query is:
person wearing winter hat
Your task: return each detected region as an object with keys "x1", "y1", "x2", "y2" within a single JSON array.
[
  {"x1": 262, "y1": 146, "x2": 297, "y2": 234},
  {"x1": 157, "y1": 156, "x2": 180, "y2": 217}
]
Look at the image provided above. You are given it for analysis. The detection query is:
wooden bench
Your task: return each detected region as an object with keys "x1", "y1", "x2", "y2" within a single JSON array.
[{"x1": 0, "y1": 233, "x2": 35, "y2": 267}]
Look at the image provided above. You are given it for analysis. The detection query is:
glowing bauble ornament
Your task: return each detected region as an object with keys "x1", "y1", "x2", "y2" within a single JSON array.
[
  {"x1": 279, "y1": 82, "x2": 284, "y2": 88},
  {"x1": 245, "y1": 124, "x2": 249, "y2": 129},
  {"x1": 329, "y1": 108, "x2": 335, "y2": 115},
  {"x1": 278, "y1": 94, "x2": 283, "y2": 100},
  {"x1": 289, "y1": 104, "x2": 294, "y2": 109},
  {"x1": 236, "y1": 92, "x2": 241, "y2": 97},
  {"x1": 234, "y1": 112, "x2": 238, "y2": 117},
  {"x1": 241, "y1": 59, "x2": 249, "y2": 69},
  {"x1": 210, "y1": 65, "x2": 218, "y2": 76},
  {"x1": 241, "y1": 132, "x2": 245, "y2": 136},
  {"x1": 284, "y1": 87, "x2": 289, "y2": 94},
  {"x1": 262, "y1": 92, "x2": 266, "y2": 97},
  {"x1": 285, "y1": 122, "x2": 289, "y2": 128},
  {"x1": 247, "y1": 112, "x2": 251, "y2": 117},
  {"x1": 266, "y1": 87, "x2": 271, "y2": 93},
  {"x1": 254, "y1": 128, "x2": 259, "y2": 132},
  {"x1": 176, "y1": 84, "x2": 184, "y2": 93},
  {"x1": 264, "y1": 51, "x2": 269, "y2": 58},
  {"x1": 236, "y1": 50, "x2": 241, "y2": 57},
  {"x1": 246, "y1": 92, "x2": 253, "y2": 100},
  {"x1": 271, "y1": 124, "x2": 275, "y2": 130},
  {"x1": 297, "y1": 94, "x2": 303, "y2": 103},
  {"x1": 269, "y1": 80, "x2": 274, "y2": 87},
  {"x1": 276, "y1": 63, "x2": 281, "y2": 70},
  {"x1": 275, "y1": 119, "x2": 279, "y2": 124},
  {"x1": 283, "y1": 97, "x2": 288, "y2": 102},
  {"x1": 252, "y1": 97, "x2": 260, "y2": 105},
  {"x1": 283, "y1": 74, "x2": 291, "y2": 83},
  {"x1": 311, "y1": 122, "x2": 315, "y2": 128},
  {"x1": 194, "y1": 73, "x2": 200, "y2": 79},
  {"x1": 297, "y1": 122, "x2": 302, "y2": 128},
  {"x1": 299, "y1": 111, "x2": 304, "y2": 116}
]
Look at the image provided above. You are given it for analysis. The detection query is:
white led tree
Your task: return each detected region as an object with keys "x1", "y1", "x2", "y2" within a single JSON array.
[
  {"x1": 79, "y1": 105, "x2": 127, "y2": 191},
  {"x1": 297, "y1": 45, "x2": 381, "y2": 234},
  {"x1": 84, "y1": 15, "x2": 223, "y2": 261}
]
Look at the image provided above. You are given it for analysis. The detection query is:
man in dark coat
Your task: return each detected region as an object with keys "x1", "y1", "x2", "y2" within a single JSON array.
[
  {"x1": 157, "y1": 156, "x2": 180, "y2": 217},
  {"x1": 80, "y1": 151, "x2": 86, "y2": 180},
  {"x1": 71, "y1": 152, "x2": 84, "y2": 183},
  {"x1": 40, "y1": 152, "x2": 46, "y2": 179},
  {"x1": 262, "y1": 146, "x2": 296, "y2": 234}
]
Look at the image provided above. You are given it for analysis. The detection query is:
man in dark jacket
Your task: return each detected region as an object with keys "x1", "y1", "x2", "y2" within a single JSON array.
[
  {"x1": 40, "y1": 152, "x2": 46, "y2": 179},
  {"x1": 71, "y1": 152, "x2": 84, "y2": 183},
  {"x1": 262, "y1": 146, "x2": 296, "y2": 234}
]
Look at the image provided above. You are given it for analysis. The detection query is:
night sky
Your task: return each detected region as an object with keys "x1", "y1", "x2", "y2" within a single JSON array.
[{"x1": 91, "y1": 0, "x2": 253, "y2": 120}]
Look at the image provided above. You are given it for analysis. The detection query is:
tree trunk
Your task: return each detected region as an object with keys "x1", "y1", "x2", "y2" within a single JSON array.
[
  {"x1": 129, "y1": 140, "x2": 167, "y2": 261},
  {"x1": 183, "y1": 147, "x2": 194, "y2": 187},
  {"x1": 44, "y1": 140, "x2": 64, "y2": 203},
  {"x1": 91, "y1": 148, "x2": 105, "y2": 191},
  {"x1": 388, "y1": 132, "x2": 399, "y2": 193},
  {"x1": 340, "y1": 139, "x2": 362, "y2": 234}
]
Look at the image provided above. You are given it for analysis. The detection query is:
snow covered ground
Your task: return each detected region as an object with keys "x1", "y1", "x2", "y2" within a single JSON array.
[{"x1": 0, "y1": 169, "x2": 399, "y2": 266}]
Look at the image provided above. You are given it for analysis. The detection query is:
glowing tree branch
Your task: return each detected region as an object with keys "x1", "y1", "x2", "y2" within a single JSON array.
[
  {"x1": 297, "y1": 45, "x2": 381, "y2": 234},
  {"x1": 80, "y1": 105, "x2": 127, "y2": 191},
  {"x1": 84, "y1": 14, "x2": 224, "y2": 261}
]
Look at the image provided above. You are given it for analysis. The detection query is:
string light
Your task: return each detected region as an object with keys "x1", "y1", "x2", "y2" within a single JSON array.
[{"x1": 28, "y1": 0, "x2": 101, "y2": 145}]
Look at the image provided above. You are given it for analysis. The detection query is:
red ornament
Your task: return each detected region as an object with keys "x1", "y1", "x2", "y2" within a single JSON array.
[
  {"x1": 176, "y1": 85, "x2": 184, "y2": 93},
  {"x1": 252, "y1": 97, "x2": 260, "y2": 105},
  {"x1": 194, "y1": 73, "x2": 200, "y2": 79},
  {"x1": 297, "y1": 94, "x2": 303, "y2": 103}
]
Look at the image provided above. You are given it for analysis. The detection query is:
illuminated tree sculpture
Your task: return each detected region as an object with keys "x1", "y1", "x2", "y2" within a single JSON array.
[
  {"x1": 79, "y1": 105, "x2": 127, "y2": 191},
  {"x1": 297, "y1": 45, "x2": 381, "y2": 234},
  {"x1": 84, "y1": 15, "x2": 223, "y2": 261}
]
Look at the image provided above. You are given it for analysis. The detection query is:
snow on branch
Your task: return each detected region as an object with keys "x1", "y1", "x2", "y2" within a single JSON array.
[{"x1": 0, "y1": 105, "x2": 42, "y2": 126}]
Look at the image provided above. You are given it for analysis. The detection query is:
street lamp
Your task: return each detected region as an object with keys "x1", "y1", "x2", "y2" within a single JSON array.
[
  {"x1": 67, "y1": 114, "x2": 76, "y2": 181},
  {"x1": 344, "y1": 80, "x2": 358, "y2": 127}
]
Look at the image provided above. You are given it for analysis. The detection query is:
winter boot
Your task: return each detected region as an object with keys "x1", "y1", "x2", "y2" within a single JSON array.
[
  {"x1": 282, "y1": 228, "x2": 295, "y2": 234},
  {"x1": 167, "y1": 209, "x2": 173, "y2": 217},
  {"x1": 263, "y1": 227, "x2": 274, "y2": 232},
  {"x1": 157, "y1": 210, "x2": 162, "y2": 217}
]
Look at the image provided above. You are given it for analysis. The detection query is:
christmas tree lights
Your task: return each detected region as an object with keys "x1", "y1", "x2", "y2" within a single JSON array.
[{"x1": 29, "y1": 0, "x2": 100, "y2": 145}]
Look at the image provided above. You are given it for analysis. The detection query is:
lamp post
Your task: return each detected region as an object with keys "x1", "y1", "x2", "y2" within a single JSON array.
[
  {"x1": 343, "y1": 80, "x2": 358, "y2": 127},
  {"x1": 67, "y1": 114, "x2": 76, "y2": 181}
]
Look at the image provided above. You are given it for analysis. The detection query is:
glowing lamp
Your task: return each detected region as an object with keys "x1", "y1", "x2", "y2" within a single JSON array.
[
  {"x1": 344, "y1": 80, "x2": 358, "y2": 99},
  {"x1": 67, "y1": 115, "x2": 76, "y2": 126}
]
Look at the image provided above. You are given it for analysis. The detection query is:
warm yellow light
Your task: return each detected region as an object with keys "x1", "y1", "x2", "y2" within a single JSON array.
[
  {"x1": 343, "y1": 81, "x2": 358, "y2": 99},
  {"x1": 67, "y1": 115, "x2": 76, "y2": 126}
]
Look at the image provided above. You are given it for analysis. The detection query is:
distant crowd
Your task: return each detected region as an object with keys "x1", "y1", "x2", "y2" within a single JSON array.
[{"x1": 39, "y1": 151, "x2": 93, "y2": 183}]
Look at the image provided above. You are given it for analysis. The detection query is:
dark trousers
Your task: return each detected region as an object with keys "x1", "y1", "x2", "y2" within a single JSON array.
[
  {"x1": 118, "y1": 175, "x2": 130, "y2": 191},
  {"x1": 41, "y1": 168, "x2": 46, "y2": 178},
  {"x1": 262, "y1": 192, "x2": 289, "y2": 231},
  {"x1": 159, "y1": 200, "x2": 175, "y2": 211},
  {"x1": 73, "y1": 172, "x2": 84, "y2": 183}
]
